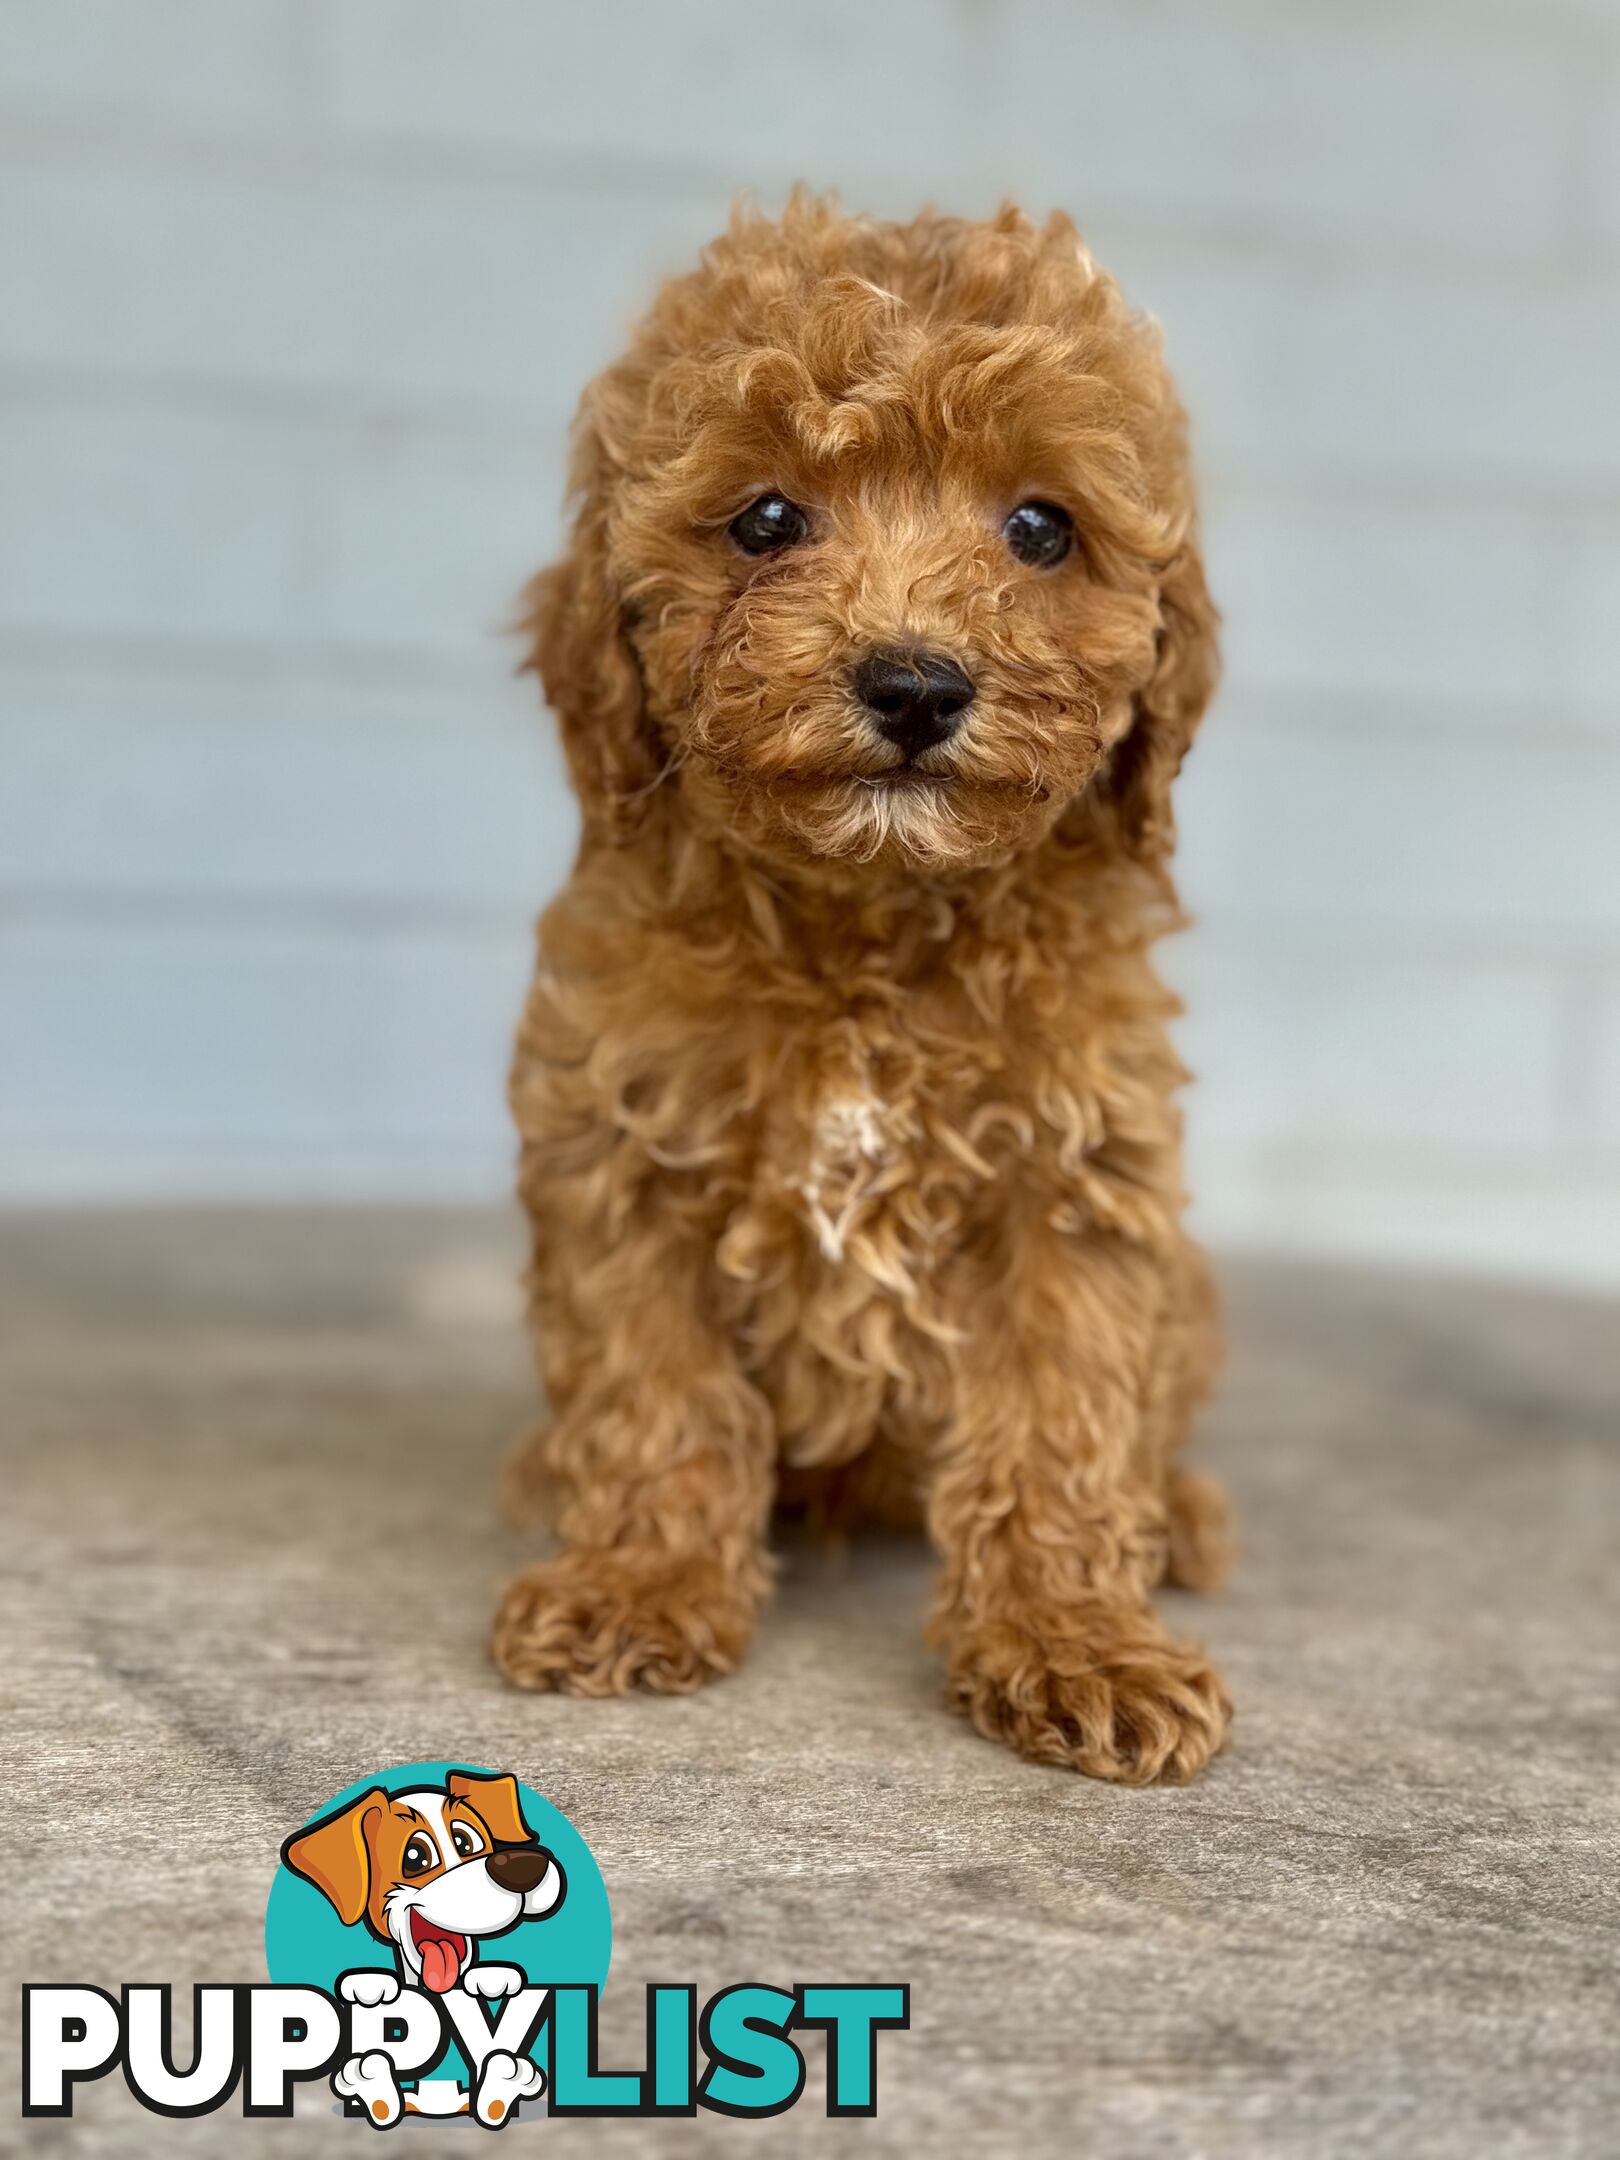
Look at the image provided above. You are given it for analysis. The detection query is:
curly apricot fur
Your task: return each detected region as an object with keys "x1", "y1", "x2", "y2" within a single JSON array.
[{"x1": 494, "y1": 196, "x2": 1232, "y2": 1781}]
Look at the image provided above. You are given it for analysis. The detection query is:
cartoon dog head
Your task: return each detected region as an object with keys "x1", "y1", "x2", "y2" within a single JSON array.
[{"x1": 282, "y1": 1770, "x2": 565, "y2": 1993}]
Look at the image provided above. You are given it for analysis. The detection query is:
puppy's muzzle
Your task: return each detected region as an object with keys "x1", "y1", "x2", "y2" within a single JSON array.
[
  {"x1": 854, "y1": 647, "x2": 975, "y2": 761},
  {"x1": 485, "y1": 1846, "x2": 550, "y2": 1895}
]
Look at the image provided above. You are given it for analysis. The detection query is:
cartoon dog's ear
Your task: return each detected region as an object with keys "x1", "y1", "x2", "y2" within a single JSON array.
[
  {"x1": 447, "y1": 1770, "x2": 535, "y2": 1847},
  {"x1": 1106, "y1": 537, "x2": 1219, "y2": 863},
  {"x1": 281, "y1": 1789, "x2": 384, "y2": 1927},
  {"x1": 519, "y1": 389, "x2": 663, "y2": 844}
]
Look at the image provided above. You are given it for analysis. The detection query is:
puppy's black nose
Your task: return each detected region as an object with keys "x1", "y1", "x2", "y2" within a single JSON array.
[
  {"x1": 853, "y1": 648, "x2": 975, "y2": 760},
  {"x1": 486, "y1": 1847, "x2": 548, "y2": 1895}
]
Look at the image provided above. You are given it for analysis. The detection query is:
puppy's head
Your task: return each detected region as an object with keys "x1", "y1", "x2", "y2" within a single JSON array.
[
  {"x1": 525, "y1": 194, "x2": 1216, "y2": 876},
  {"x1": 282, "y1": 1772, "x2": 562, "y2": 1993}
]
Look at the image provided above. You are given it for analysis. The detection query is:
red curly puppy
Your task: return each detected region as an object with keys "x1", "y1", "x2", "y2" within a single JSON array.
[{"x1": 493, "y1": 196, "x2": 1232, "y2": 1783}]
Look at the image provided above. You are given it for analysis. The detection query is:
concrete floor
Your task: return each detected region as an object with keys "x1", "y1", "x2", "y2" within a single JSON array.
[{"x1": 5, "y1": 1210, "x2": 1618, "y2": 2157}]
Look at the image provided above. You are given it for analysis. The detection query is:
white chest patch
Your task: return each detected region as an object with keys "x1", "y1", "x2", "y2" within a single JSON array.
[{"x1": 795, "y1": 1091, "x2": 892, "y2": 1264}]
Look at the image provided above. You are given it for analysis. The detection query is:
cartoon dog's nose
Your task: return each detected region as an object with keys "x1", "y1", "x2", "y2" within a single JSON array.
[
  {"x1": 486, "y1": 1847, "x2": 549, "y2": 1895},
  {"x1": 853, "y1": 647, "x2": 975, "y2": 760}
]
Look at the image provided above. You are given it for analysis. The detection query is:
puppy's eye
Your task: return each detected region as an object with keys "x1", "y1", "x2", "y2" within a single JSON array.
[
  {"x1": 450, "y1": 1823, "x2": 484, "y2": 1860},
  {"x1": 1003, "y1": 500, "x2": 1074, "y2": 568},
  {"x1": 402, "y1": 1835, "x2": 438, "y2": 1877},
  {"x1": 728, "y1": 494, "x2": 809, "y2": 556}
]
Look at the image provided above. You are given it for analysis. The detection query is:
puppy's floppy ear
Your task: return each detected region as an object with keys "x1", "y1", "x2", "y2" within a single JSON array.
[
  {"x1": 281, "y1": 1789, "x2": 385, "y2": 1927},
  {"x1": 1106, "y1": 537, "x2": 1219, "y2": 862},
  {"x1": 447, "y1": 1770, "x2": 535, "y2": 1847},
  {"x1": 520, "y1": 398, "x2": 663, "y2": 842}
]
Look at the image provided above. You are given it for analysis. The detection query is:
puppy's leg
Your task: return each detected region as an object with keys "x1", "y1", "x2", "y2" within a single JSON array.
[
  {"x1": 1143, "y1": 1239, "x2": 1232, "y2": 1593},
  {"x1": 492, "y1": 1218, "x2": 774, "y2": 1696},
  {"x1": 1163, "y1": 1466, "x2": 1231, "y2": 1593},
  {"x1": 927, "y1": 1224, "x2": 1230, "y2": 1783}
]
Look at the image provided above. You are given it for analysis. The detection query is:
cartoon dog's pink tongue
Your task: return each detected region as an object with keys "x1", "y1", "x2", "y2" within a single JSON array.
[{"x1": 409, "y1": 1911, "x2": 468, "y2": 1993}]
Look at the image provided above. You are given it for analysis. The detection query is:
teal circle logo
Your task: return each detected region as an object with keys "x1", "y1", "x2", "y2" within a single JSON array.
[{"x1": 264, "y1": 1761, "x2": 610, "y2": 2116}]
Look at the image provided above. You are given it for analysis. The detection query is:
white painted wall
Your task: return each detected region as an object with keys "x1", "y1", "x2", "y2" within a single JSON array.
[{"x1": 3, "y1": 0, "x2": 1617, "y2": 1284}]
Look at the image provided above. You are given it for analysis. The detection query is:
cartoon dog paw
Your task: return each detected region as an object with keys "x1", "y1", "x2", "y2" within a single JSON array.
[
  {"x1": 463, "y1": 1963, "x2": 525, "y2": 2000},
  {"x1": 339, "y1": 1969, "x2": 401, "y2": 2008},
  {"x1": 333, "y1": 2050, "x2": 404, "y2": 2127},
  {"x1": 474, "y1": 2050, "x2": 544, "y2": 2126}
]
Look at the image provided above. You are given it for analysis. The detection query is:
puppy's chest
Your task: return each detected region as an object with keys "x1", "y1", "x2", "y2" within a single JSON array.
[
  {"x1": 751, "y1": 1054, "x2": 916, "y2": 1289},
  {"x1": 728, "y1": 999, "x2": 1041, "y2": 1290}
]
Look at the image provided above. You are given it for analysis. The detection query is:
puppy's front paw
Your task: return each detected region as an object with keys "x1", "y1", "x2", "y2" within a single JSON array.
[
  {"x1": 943, "y1": 1606, "x2": 1231, "y2": 1784},
  {"x1": 475, "y1": 2049, "x2": 545, "y2": 2126},
  {"x1": 339, "y1": 1970, "x2": 401, "y2": 2008},
  {"x1": 491, "y1": 1549, "x2": 760, "y2": 1696},
  {"x1": 463, "y1": 1963, "x2": 524, "y2": 2000},
  {"x1": 333, "y1": 2050, "x2": 403, "y2": 2127}
]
